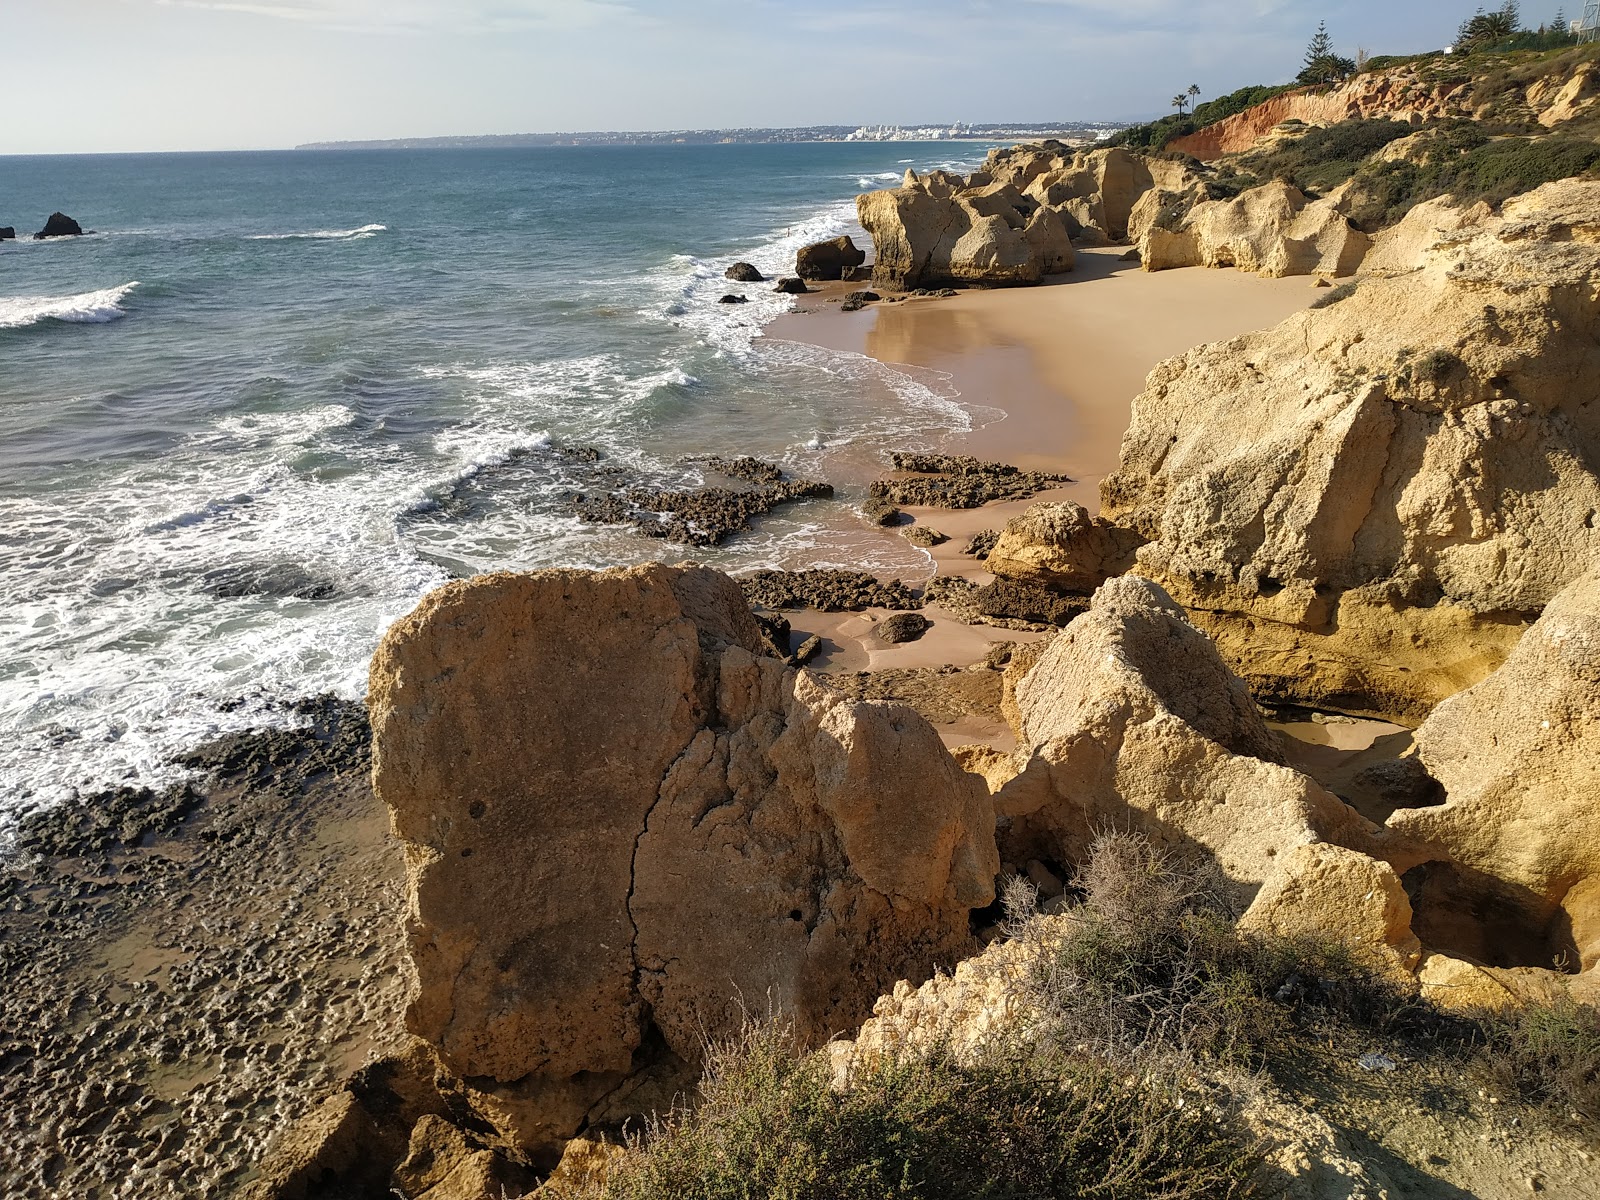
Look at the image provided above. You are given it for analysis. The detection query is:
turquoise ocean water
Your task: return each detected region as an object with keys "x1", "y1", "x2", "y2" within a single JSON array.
[{"x1": 0, "y1": 143, "x2": 998, "y2": 816}]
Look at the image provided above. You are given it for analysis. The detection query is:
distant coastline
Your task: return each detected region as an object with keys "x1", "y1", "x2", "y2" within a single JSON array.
[{"x1": 295, "y1": 122, "x2": 1123, "y2": 151}]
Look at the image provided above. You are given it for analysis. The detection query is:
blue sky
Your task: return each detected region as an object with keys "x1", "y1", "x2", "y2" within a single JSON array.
[{"x1": 3, "y1": 2, "x2": 1524, "y2": 152}]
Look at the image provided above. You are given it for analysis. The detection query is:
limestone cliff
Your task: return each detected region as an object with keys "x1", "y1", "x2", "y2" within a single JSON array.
[
  {"x1": 857, "y1": 169, "x2": 1074, "y2": 289},
  {"x1": 1166, "y1": 67, "x2": 1476, "y2": 160},
  {"x1": 1102, "y1": 179, "x2": 1600, "y2": 717}
]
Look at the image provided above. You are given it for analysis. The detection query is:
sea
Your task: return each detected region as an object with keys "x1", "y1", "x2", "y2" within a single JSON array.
[{"x1": 0, "y1": 142, "x2": 1002, "y2": 822}]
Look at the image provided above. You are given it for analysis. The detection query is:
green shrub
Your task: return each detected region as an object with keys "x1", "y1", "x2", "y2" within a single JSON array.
[
  {"x1": 1239, "y1": 119, "x2": 1417, "y2": 195},
  {"x1": 1014, "y1": 832, "x2": 1415, "y2": 1069},
  {"x1": 1107, "y1": 83, "x2": 1298, "y2": 152},
  {"x1": 1480, "y1": 999, "x2": 1600, "y2": 1121},
  {"x1": 597, "y1": 1021, "x2": 1263, "y2": 1200}
]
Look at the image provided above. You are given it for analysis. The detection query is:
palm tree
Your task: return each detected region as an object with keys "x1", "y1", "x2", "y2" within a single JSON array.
[{"x1": 1187, "y1": 84, "x2": 1202, "y2": 111}]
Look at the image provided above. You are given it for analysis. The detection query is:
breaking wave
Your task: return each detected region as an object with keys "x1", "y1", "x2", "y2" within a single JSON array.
[
  {"x1": 248, "y1": 223, "x2": 387, "y2": 241},
  {"x1": 0, "y1": 282, "x2": 140, "y2": 330}
]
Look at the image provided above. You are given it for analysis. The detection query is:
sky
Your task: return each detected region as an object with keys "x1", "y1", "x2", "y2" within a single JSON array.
[{"x1": 0, "y1": 1, "x2": 1531, "y2": 153}]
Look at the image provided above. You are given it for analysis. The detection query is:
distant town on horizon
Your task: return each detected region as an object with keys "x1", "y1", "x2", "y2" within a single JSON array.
[{"x1": 296, "y1": 121, "x2": 1123, "y2": 151}]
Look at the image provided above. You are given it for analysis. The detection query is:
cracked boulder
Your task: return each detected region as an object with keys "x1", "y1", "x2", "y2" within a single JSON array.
[{"x1": 369, "y1": 564, "x2": 996, "y2": 1150}]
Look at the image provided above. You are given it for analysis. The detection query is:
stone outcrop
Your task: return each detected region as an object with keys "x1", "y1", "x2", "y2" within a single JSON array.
[
  {"x1": 984, "y1": 500, "x2": 1144, "y2": 594},
  {"x1": 981, "y1": 144, "x2": 1204, "y2": 243},
  {"x1": 991, "y1": 576, "x2": 1374, "y2": 912},
  {"x1": 34, "y1": 211, "x2": 82, "y2": 239},
  {"x1": 725, "y1": 261, "x2": 764, "y2": 282},
  {"x1": 369, "y1": 564, "x2": 996, "y2": 1151},
  {"x1": 795, "y1": 234, "x2": 866, "y2": 280},
  {"x1": 1103, "y1": 180, "x2": 1600, "y2": 717},
  {"x1": 1390, "y1": 570, "x2": 1600, "y2": 983},
  {"x1": 1238, "y1": 843, "x2": 1422, "y2": 978},
  {"x1": 857, "y1": 170, "x2": 1074, "y2": 289},
  {"x1": 1139, "y1": 179, "x2": 1371, "y2": 278}
]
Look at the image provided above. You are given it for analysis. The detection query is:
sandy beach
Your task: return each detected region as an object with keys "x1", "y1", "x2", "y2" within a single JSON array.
[
  {"x1": 772, "y1": 248, "x2": 1320, "y2": 494},
  {"x1": 768, "y1": 250, "x2": 1322, "y2": 722}
]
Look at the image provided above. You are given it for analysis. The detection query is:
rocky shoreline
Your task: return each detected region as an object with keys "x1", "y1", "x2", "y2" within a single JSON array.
[{"x1": 11, "y1": 51, "x2": 1600, "y2": 1199}]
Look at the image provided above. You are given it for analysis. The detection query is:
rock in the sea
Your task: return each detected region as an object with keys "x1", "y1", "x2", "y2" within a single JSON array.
[
  {"x1": 858, "y1": 170, "x2": 1074, "y2": 289},
  {"x1": 0, "y1": 227, "x2": 14, "y2": 240},
  {"x1": 1390, "y1": 569, "x2": 1600, "y2": 980},
  {"x1": 725, "y1": 261, "x2": 765, "y2": 282},
  {"x1": 992, "y1": 576, "x2": 1374, "y2": 912},
  {"x1": 774, "y1": 277, "x2": 810, "y2": 295},
  {"x1": 984, "y1": 501, "x2": 1144, "y2": 594},
  {"x1": 1103, "y1": 179, "x2": 1600, "y2": 716},
  {"x1": 34, "y1": 211, "x2": 83, "y2": 239},
  {"x1": 1139, "y1": 179, "x2": 1371, "y2": 279},
  {"x1": 369, "y1": 565, "x2": 995, "y2": 1147},
  {"x1": 796, "y1": 234, "x2": 867, "y2": 281},
  {"x1": 862, "y1": 495, "x2": 902, "y2": 527},
  {"x1": 717, "y1": 293, "x2": 748, "y2": 305},
  {"x1": 877, "y1": 612, "x2": 930, "y2": 644}
]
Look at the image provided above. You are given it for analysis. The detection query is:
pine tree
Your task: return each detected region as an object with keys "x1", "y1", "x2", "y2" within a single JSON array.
[{"x1": 1303, "y1": 21, "x2": 1334, "y2": 73}]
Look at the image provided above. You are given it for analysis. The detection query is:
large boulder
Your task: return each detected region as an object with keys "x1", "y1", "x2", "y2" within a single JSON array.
[
  {"x1": 795, "y1": 234, "x2": 866, "y2": 281},
  {"x1": 992, "y1": 576, "x2": 1375, "y2": 913},
  {"x1": 983, "y1": 500, "x2": 1144, "y2": 594},
  {"x1": 34, "y1": 211, "x2": 83, "y2": 239},
  {"x1": 1103, "y1": 180, "x2": 1600, "y2": 717},
  {"x1": 1139, "y1": 179, "x2": 1372, "y2": 278},
  {"x1": 369, "y1": 564, "x2": 996, "y2": 1149},
  {"x1": 984, "y1": 145, "x2": 1204, "y2": 242},
  {"x1": 1390, "y1": 570, "x2": 1600, "y2": 980},
  {"x1": 858, "y1": 172, "x2": 1074, "y2": 289}
]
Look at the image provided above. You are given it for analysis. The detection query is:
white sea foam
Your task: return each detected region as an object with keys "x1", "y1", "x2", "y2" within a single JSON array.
[
  {"x1": 248, "y1": 223, "x2": 387, "y2": 241},
  {"x1": 0, "y1": 282, "x2": 140, "y2": 330}
]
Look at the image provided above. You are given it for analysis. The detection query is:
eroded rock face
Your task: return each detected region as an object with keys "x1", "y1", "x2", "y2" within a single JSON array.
[
  {"x1": 993, "y1": 576, "x2": 1374, "y2": 912},
  {"x1": 796, "y1": 234, "x2": 867, "y2": 280},
  {"x1": 984, "y1": 500, "x2": 1144, "y2": 594},
  {"x1": 1238, "y1": 842, "x2": 1421, "y2": 978},
  {"x1": 857, "y1": 171, "x2": 1074, "y2": 289},
  {"x1": 369, "y1": 564, "x2": 995, "y2": 1145},
  {"x1": 1104, "y1": 180, "x2": 1600, "y2": 717},
  {"x1": 1391, "y1": 570, "x2": 1600, "y2": 980},
  {"x1": 1139, "y1": 179, "x2": 1371, "y2": 278}
]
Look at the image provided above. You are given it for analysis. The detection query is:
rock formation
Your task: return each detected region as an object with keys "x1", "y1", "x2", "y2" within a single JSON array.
[
  {"x1": 1166, "y1": 69, "x2": 1475, "y2": 161},
  {"x1": 368, "y1": 564, "x2": 996, "y2": 1152},
  {"x1": 990, "y1": 576, "x2": 1375, "y2": 913},
  {"x1": 982, "y1": 145, "x2": 1205, "y2": 243},
  {"x1": 34, "y1": 212, "x2": 82, "y2": 239},
  {"x1": 984, "y1": 500, "x2": 1143, "y2": 594},
  {"x1": 1100, "y1": 180, "x2": 1600, "y2": 717},
  {"x1": 0, "y1": 227, "x2": 14, "y2": 240},
  {"x1": 795, "y1": 234, "x2": 866, "y2": 281},
  {"x1": 857, "y1": 170, "x2": 1074, "y2": 289},
  {"x1": 725, "y1": 261, "x2": 764, "y2": 282},
  {"x1": 1390, "y1": 569, "x2": 1600, "y2": 985},
  {"x1": 1139, "y1": 179, "x2": 1372, "y2": 278}
]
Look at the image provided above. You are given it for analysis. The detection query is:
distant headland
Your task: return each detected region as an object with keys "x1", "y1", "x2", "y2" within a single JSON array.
[{"x1": 294, "y1": 121, "x2": 1121, "y2": 151}]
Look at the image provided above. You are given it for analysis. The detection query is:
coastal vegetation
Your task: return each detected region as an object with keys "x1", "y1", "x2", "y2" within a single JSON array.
[{"x1": 567, "y1": 834, "x2": 1598, "y2": 1199}]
